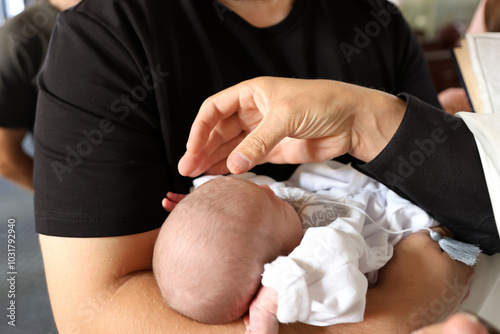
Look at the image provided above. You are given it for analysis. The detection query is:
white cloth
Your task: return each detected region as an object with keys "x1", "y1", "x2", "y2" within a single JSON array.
[
  {"x1": 259, "y1": 162, "x2": 437, "y2": 326},
  {"x1": 457, "y1": 112, "x2": 500, "y2": 237},
  {"x1": 193, "y1": 162, "x2": 437, "y2": 326}
]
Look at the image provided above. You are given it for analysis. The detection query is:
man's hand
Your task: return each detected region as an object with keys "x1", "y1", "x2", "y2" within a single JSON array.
[
  {"x1": 413, "y1": 312, "x2": 492, "y2": 334},
  {"x1": 244, "y1": 286, "x2": 279, "y2": 334},
  {"x1": 178, "y1": 77, "x2": 405, "y2": 177},
  {"x1": 438, "y1": 88, "x2": 472, "y2": 115}
]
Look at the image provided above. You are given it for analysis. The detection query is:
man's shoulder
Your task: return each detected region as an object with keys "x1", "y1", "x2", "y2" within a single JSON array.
[{"x1": 60, "y1": 0, "x2": 192, "y2": 54}]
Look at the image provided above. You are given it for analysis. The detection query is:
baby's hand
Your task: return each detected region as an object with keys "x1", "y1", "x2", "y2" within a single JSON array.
[
  {"x1": 162, "y1": 192, "x2": 187, "y2": 212},
  {"x1": 244, "y1": 286, "x2": 279, "y2": 334}
]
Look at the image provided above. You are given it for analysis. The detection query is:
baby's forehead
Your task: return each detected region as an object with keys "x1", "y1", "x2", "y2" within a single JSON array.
[
  {"x1": 194, "y1": 176, "x2": 264, "y2": 202},
  {"x1": 202, "y1": 175, "x2": 256, "y2": 189},
  {"x1": 188, "y1": 177, "x2": 267, "y2": 217}
]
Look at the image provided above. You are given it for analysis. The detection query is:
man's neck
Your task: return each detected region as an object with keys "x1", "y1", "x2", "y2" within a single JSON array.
[{"x1": 218, "y1": 0, "x2": 294, "y2": 28}]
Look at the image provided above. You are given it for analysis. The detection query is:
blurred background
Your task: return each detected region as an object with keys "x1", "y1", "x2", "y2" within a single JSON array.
[
  {"x1": 0, "y1": 0, "x2": 486, "y2": 333},
  {"x1": 393, "y1": 0, "x2": 482, "y2": 92},
  {"x1": 1, "y1": 0, "x2": 36, "y2": 26},
  {"x1": 0, "y1": 135, "x2": 56, "y2": 333}
]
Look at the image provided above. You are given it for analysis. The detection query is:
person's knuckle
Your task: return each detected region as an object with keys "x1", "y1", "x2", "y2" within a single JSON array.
[{"x1": 245, "y1": 135, "x2": 271, "y2": 155}]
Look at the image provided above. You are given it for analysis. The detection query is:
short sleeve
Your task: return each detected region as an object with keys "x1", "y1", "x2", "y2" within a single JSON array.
[{"x1": 34, "y1": 5, "x2": 169, "y2": 237}]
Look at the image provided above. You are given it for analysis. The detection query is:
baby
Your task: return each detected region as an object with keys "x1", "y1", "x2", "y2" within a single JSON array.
[
  {"x1": 153, "y1": 176, "x2": 304, "y2": 325},
  {"x1": 152, "y1": 162, "x2": 440, "y2": 332}
]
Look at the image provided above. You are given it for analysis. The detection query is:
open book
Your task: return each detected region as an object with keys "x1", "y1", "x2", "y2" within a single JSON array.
[{"x1": 453, "y1": 33, "x2": 500, "y2": 114}]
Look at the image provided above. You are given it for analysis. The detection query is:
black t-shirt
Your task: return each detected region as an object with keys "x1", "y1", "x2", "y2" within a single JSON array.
[
  {"x1": 0, "y1": 0, "x2": 58, "y2": 130},
  {"x1": 33, "y1": 0, "x2": 498, "y2": 254}
]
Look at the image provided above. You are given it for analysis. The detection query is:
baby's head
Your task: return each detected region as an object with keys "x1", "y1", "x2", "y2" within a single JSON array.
[{"x1": 153, "y1": 177, "x2": 302, "y2": 324}]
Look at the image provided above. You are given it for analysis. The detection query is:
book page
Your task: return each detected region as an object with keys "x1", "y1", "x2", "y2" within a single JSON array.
[{"x1": 466, "y1": 33, "x2": 500, "y2": 114}]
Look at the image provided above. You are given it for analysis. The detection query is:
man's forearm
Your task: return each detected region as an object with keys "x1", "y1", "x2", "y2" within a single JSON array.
[
  {"x1": 62, "y1": 271, "x2": 408, "y2": 334},
  {"x1": 349, "y1": 87, "x2": 406, "y2": 163},
  {"x1": 40, "y1": 230, "x2": 424, "y2": 334},
  {"x1": 0, "y1": 152, "x2": 33, "y2": 191},
  {"x1": 0, "y1": 128, "x2": 34, "y2": 191},
  {"x1": 60, "y1": 270, "x2": 245, "y2": 333},
  {"x1": 299, "y1": 288, "x2": 409, "y2": 334}
]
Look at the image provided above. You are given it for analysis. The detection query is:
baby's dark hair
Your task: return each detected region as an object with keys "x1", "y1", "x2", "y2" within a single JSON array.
[{"x1": 153, "y1": 177, "x2": 283, "y2": 324}]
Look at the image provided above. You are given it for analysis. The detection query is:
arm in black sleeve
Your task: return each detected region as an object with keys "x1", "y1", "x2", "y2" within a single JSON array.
[{"x1": 353, "y1": 94, "x2": 499, "y2": 255}]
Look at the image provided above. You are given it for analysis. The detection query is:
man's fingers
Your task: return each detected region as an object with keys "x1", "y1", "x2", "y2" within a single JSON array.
[
  {"x1": 186, "y1": 82, "x2": 254, "y2": 153},
  {"x1": 227, "y1": 113, "x2": 288, "y2": 174},
  {"x1": 179, "y1": 132, "x2": 248, "y2": 177},
  {"x1": 178, "y1": 150, "x2": 209, "y2": 177},
  {"x1": 203, "y1": 114, "x2": 246, "y2": 157},
  {"x1": 204, "y1": 159, "x2": 231, "y2": 176}
]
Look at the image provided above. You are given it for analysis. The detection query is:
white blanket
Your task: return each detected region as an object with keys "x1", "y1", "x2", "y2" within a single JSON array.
[{"x1": 236, "y1": 162, "x2": 437, "y2": 326}]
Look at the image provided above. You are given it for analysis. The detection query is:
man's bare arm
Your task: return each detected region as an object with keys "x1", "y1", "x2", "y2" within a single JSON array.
[
  {"x1": 39, "y1": 229, "x2": 470, "y2": 333},
  {"x1": 0, "y1": 128, "x2": 33, "y2": 191}
]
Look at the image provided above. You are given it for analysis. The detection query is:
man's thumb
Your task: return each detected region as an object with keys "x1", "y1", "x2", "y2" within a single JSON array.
[{"x1": 227, "y1": 120, "x2": 287, "y2": 174}]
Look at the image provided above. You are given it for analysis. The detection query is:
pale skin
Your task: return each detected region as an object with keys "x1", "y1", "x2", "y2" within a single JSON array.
[
  {"x1": 39, "y1": 1, "x2": 472, "y2": 333},
  {"x1": 437, "y1": 88, "x2": 471, "y2": 115}
]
